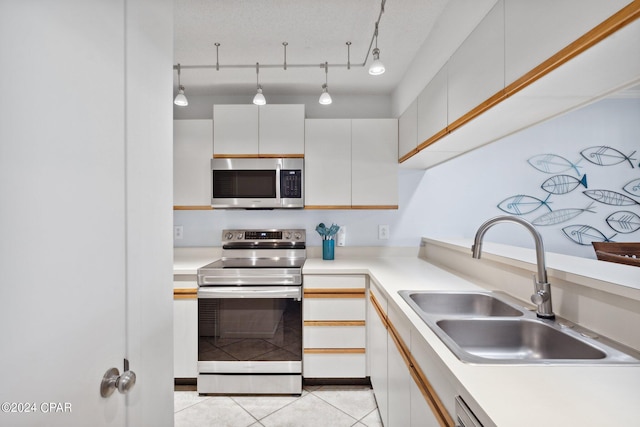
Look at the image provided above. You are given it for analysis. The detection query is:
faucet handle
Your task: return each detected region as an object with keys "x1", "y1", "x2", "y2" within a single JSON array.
[{"x1": 531, "y1": 289, "x2": 550, "y2": 305}]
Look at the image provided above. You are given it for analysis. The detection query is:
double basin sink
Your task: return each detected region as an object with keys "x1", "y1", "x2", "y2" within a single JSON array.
[{"x1": 399, "y1": 290, "x2": 640, "y2": 365}]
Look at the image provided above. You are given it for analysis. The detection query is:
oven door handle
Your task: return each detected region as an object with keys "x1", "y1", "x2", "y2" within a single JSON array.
[{"x1": 198, "y1": 286, "x2": 302, "y2": 299}]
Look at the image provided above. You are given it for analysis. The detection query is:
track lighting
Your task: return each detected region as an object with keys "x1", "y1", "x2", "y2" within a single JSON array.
[
  {"x1": 174, "y1": 64, "x2": 188, "y2": 106},
  {"x1": 368, "y1": 23, "x2": 385, "y2": 76},
  {"x1": 253, "y1": 63, "x2": 266, "y2": 105},
  {"x1": 319, "y1": 62, "x2": 332, "y2": 105}
]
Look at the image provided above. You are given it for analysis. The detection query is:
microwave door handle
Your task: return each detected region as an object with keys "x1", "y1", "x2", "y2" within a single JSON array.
[{"x1": 275, "y1": 163, "x2": 282, "y2": 206}]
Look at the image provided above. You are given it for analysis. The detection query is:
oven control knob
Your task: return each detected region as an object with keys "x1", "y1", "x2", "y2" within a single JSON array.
[
  {"x1": 225, "y1": 232, "x2": 234, "y2": 240},
  {"x1": 284, "y1": 232, "x2": 292, "y2": 240},
  {"x1": 294, "y1": 232, "x2": 302, "y2": 240},
  {"x1": 236, "y1": 233, "x2": 244, "y2": 240}
]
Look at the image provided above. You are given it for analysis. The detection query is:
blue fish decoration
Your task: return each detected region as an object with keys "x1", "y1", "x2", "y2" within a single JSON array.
[
  {"x1": 497, "y1": 194, "x2": 552, "y2": 215},
  {"x1": 580, "y1": 146, "x2": 636, "y2": 168},
  {"x1": 583, "y1": 189, "x2": 640, "y2": 206},
  {"x1": 622, "y1": 178, "x2": 640, "y2": 197},
  {"x1": 532, "y1": 202, "x2": 595, "y2": 226},
  {"x1": 606, "y1": 211, "x2": 640, "y2": 234},
  {"x1": 527, "y1": 154, "x2": 581, "y2": 176},
  {"x1": 541, "y1": 174, "x2": 587, "y2": 195},
  {"x1": 562, "y1": 225, "x2": 616, "y2": 246}
]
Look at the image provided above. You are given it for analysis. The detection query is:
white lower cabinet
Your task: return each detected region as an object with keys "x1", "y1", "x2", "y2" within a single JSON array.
[
  {"x1": 369, "y1": 283, "x2": 452, "y2": 426},
  {"x1": 173, "y1": 294, "x2": 198, "y2": 378},
  {"x1": 303, "y1": 274, "x2": 367, "y2": 378}
]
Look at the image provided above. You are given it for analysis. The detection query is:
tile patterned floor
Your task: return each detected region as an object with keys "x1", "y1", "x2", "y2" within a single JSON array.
[{"x1": 175, "y1": 385, "x2": 382, "y2": 427}]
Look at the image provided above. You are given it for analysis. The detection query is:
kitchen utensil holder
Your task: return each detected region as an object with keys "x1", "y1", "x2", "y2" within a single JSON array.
[{"x1": 322, "y1": 239, "x2": 335, "y2": 260}]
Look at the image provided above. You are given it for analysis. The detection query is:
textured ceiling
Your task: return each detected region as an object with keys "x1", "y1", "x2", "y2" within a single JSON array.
[{"x1": 174, "y1": 0, "x2": 450, "y2": 97}]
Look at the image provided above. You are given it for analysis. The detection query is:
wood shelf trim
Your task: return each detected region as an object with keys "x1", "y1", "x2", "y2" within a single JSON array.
[
  {"x1": 304, "y1": 348, "x2": 366, "y2": 354},
  {"x1": 173, "y1": 288, "x2": 198, "y2": 299},
  {"x1": 304, "y1": 288, "x2": 366, "y2": 298},
  {"x1": 173, "y1": 205, "x2": 212, "y2": 210},
  {"x1": 304, "y1": 205, "x2": 397, "y2": 210},
  {"x1": 351, "y1": 205, "x2": 399, "y2": 210},
  {"x1": 304, "y1": 320, "x2": 366, "y2": 327},
  {"x1": 401, "y1": 1, "x2": 640, "y2": 163},
  {"x1": 304, "y1": 205, "x2": 356, "y2": 210}
]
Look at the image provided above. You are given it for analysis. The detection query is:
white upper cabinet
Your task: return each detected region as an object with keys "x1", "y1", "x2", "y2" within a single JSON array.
[
  {"x1": 304, "y1": 119, "x2": 352, "y2": 207},
  {"x1": 213, "y1": 105, "x2": 259, "y2": 155},
  {"x1": 504, "y1": 0, "x2": 632, "y2": 86},
  {"x1": 447, "y1": 1, "x2": 505, "y2": 125},
  {"x1": 352, "y1": 119, "x2": 398, "y2": 207},
  {"x1": 173, "y1": 120, "x2": 213, "y2": 207},
  {"x1": 417, "y1": 64, "x2": 448, "y2": 144},
  {"x1": 398, "y1": 99, "x2": 418, "y2": 160},
  {"x1": 213, "y1": 104, "x2": 304, "y2": 156},
  {"x1": 258, "y1": 104, "x2": 305, "y2": 155}
]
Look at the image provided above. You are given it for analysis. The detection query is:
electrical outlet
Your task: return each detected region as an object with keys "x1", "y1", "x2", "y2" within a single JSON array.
[
  {"x1": 337, "y1": 226, "x2": 346, "y2": 246},
  {"x1": 174, "y1": 225, "x2": 184, "y2": 240},
  {"x1": 378, "y1": 224, "x2": 389, "y2": 240}
]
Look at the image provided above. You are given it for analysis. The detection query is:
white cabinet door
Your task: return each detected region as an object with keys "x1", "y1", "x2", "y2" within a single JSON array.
[
  {"x1": 417, "y1": 64, "x2": 448, "y2": 144},
  {"x1": 410, "y1": 379, "x2": 441, "y2": 427},
  {"x1": 352, "y1": 119, "x2": 398, "y2": 207},
  {"x1": 504, "y1": 0, "x2": 630, "y2": 86},
  {"x1": 173, "y1": 120, "x2": 213, "y2": 207},
  {"x1": 448, "y1": 1, "x2": 504, "y2": 125},
  {"x1": 173, "y1": 297, "x2": 198, "y2": 378},
  {"x1": 258, "y1": 104, "x2": 305, "y2": 155},
  {"x1": 368, "y1": 286, "x2": 389, "y2": 427},
  {"x1": 213, "y1": 105, "x2": 259, "y2": 155},
  {"x1": 304, "y1": 119, "x2": 352, "y2": 207},
  {"x1": 399, "y1": 99, "x2": 418, "y2": 160}
]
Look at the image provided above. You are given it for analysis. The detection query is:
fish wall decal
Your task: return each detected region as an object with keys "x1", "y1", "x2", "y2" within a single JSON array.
[
  {"x1": 562, "y1": 225, "x2": 616, "y2": 245},
  {"x1": 531, "y1": 202, "x2": 596, "y2": 226},
  {"x1": 541, "y1": 174, "x2": 588, "y2": 195},
  {"x1": 580, "y1": 146, "x2": 636, "y2": 168},
  {"x1": 623, "y1": 178, "x2": 640, "y2": 197},
  {"x1": 497, "y1": 194, "x2": 552, "y2": 215},
  {"x1": 605, "y1": 211, "x2": 640, "y2": 234},
  {"x1": 583, "y1": 189, "x2": 640, "y2": 206},
  {"x1": 527, "y1": 154, "x2": 581, "y2": 176}
]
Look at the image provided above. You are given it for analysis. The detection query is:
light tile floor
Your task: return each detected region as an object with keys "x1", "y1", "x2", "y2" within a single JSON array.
[{"x1": 175, "y1": 385, "x2": 383, "y2": 427}]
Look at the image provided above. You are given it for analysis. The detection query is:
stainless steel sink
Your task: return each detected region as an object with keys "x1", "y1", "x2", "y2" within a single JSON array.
[
  {"x1": 399, "y1": 290, "x2": 640, "y2": 365},
  {"x1": 403, "y1": 291, "x2": 523, "y2": 317}
]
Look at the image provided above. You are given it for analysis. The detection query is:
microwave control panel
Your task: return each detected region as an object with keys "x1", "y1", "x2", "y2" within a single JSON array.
[{"x1": 280, "y1": 170, "x2": 302, "y2": 198}]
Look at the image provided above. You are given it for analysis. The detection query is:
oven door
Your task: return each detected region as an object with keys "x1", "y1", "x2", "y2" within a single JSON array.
[{"x1": 197, "y1": 286, "x2": 302, "y2": 374}]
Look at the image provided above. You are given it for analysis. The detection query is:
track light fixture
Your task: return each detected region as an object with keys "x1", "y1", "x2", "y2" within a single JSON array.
[
  {"x1": 174, "y1": 63, "x2": 188, "y2": 106},
  {"x1": 173, "y1": 0, "x2": 387, "y2": 104},
  {"x1": 368, "y1": 23, "x2": 385, "y2": 76},
  {"x1": 319, "y1": 62, "x2": 332, "y2": 105},
  {"x1": 253, "y1": 63, "x2": 266, "y2": 105}
]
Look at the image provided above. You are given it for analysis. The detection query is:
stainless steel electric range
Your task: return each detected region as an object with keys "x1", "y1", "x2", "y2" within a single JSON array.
[{"x1": 196, "y1": 229, "x2": 305, "y2": 395}]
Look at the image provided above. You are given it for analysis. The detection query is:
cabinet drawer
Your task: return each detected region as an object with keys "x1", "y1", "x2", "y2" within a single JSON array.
[
  {"x1": 303, "y1": 351, "x2": 366, "y2": 378},
  {"x1": 303, "y1": 298, "x2": 365, "y2": 321},
  {"x1": 304, "y1": 323, "x2": 366, "y2": 348},
  {"x1": 304, "y1": 274, "x2": 366, "y2": 289}
]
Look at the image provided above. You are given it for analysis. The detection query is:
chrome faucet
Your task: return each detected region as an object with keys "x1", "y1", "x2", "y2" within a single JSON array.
[{"x1": 471, "y1": 215, "x2": 555, "y2": 320}]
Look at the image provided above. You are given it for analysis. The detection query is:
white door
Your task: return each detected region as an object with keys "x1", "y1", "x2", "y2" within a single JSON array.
[{"x1": 0, "y1": 1, "x2": 173, "y2": 426}]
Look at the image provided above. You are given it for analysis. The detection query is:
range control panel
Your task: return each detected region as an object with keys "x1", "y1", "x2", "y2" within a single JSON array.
[{"x1": 222, "y1": 229, "x2": 306, "y2": 243}]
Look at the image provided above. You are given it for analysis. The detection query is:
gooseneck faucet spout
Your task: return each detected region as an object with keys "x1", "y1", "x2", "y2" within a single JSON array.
[{"x1": 472, "y1": 215, "x2": 555, "y2": 320}]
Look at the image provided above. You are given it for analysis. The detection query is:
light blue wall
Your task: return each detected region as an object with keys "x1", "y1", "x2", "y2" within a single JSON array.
[{"x1": 174, "y1": 97, "x2": 640, "y2": 259}]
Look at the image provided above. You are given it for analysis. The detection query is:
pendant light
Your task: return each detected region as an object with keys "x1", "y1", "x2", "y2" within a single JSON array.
[
  {"x1": 174, "y1": 63, "x2": 189, "y2": 106},
  {"x1": 253, "y1": 63, "x2": 266, "y2": 105},
  {"x1": 368, "y1": 23, "x2": 386, "y2": 76},
  {"x1": 319, "y1": 62, "x2": 332, "y2": 105}
]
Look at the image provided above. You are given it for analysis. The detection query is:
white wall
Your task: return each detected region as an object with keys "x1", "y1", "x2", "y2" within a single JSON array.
[
  {"x1": 418, "y1": 97, "x2": 640, "y2": 258},
  {"x1": 174, "y1": 94, "x2": 392, "y2": 120}
]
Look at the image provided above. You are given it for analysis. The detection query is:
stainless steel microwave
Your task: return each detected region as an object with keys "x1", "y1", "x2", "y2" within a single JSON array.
[{"x1": 211, "y1": 158, "x2": 304, "y2": 209}]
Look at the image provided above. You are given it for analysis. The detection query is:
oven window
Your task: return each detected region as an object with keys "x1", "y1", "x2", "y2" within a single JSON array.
[
  {"x1": 213, "y1": 170, "x2": 276, "y2": 198},
  {"x1": 198, "y1": 298, "x2": 302, "y2": 362}
]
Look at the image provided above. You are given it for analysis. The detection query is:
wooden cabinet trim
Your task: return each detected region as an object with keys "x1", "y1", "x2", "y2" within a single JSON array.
[
  {"x1": 304, "y1": 288, "x2": 366, "y2": 298},
  {"x1": 173, "y1": 288, "x2": 198, "y2": 299},
  {"x1": 212, "y1": 154, "x2": 304, "y2": 159},
  {"x1": 401, "y1": 1, "x2": 640, "y2": 163},
  {"x1": 304, "y1": 320, "x2": 366, "y2": 327},
  {"x1": 173, "y1": 205, "x2": 212, "y2": 210},
  {"x1": 369, "y1": 291, "x2": 389, "y2": 329},
  {"x1": 304, "y1": 348, "x2": 366, "y2": 354}
]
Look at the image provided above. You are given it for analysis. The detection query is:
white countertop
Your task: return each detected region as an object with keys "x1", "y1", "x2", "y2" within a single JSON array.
[
  {"x1": 174, "y1": 244, "x2": 640, "y2": 426},
  {"x1": 304, "y1": 255, "x2": 640, "y2": 427}
]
